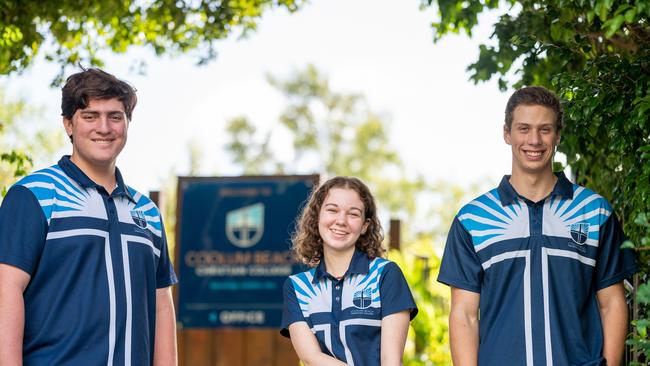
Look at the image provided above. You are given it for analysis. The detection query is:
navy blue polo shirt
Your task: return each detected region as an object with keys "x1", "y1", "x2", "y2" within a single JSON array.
[
  {"x1": 281, "y1": 250, "x2": 417, "y2": 366},
  {"x1": 438, "y1": 172, "x2": 637, "y2": 366},
  {"x1": 0, "y1": 156, "x2": 177, "y2": 365}
]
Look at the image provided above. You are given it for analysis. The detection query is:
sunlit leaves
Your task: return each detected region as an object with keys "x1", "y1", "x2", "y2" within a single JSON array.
[{"x1": 0, "y1": 0, "x2": 306, "y2": 81}]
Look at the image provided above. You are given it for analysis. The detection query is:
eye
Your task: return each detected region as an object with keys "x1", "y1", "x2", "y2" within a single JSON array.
[
  {"x1": 326, "y1": 208, "x2": 337, "y2": 213},
  {"x1": 348, "y1": 211, "x2": 361, "y2": 218},
  {"x1": 110, "y1": 114, "x2": 125, "y2": 121}
]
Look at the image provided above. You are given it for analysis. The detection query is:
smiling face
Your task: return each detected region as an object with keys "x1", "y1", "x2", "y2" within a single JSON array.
[
  {"x1": 63, "y1": 98, "x2": 129, "y2": 174},
  {"x1": 504, "y1": 104, "x2": 560, "y2": 178},
  {"x1": 318, "y1": 187, "x2": 370, "y2": 256}
]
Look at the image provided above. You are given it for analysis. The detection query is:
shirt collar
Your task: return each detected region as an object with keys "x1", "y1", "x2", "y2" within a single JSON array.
[
  {"x1": 497, "y1": 171, "x2": 574, "y2": 206},
  {"x1": 312, "y1": 249, "x2": 370, "y2": 284},
  {"x1": 58, "y1": 155, "x2": 136, "y2": 203}
]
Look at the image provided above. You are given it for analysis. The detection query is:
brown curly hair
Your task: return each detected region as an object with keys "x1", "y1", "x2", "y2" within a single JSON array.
[{"x1": 292, "y1": 176, "x2": 385, "y2": 267}]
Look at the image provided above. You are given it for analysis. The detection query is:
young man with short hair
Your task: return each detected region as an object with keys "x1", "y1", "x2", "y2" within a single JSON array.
[
  {"x1": 0, "y1": 68, "x2": 178, "y2": 365},
  {"x1": 438, "y1": 86, "x2": 637, "y2": 365}
]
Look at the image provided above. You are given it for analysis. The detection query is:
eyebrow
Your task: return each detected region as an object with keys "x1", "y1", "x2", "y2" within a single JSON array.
[
  {"x1": 80, "y1": 110, "x2": 125, "y2": 115},
  {"x1": 324, "y1": 203, "x2": 363, "y2": 212},
  {"x1": 514, "y1": 122, "x2": 554, "y2": 128}
]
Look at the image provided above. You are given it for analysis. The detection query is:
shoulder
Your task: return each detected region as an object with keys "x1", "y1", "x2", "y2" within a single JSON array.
[
  {"x1": 570, "y1": 184, "x2": 612, "y2": 212},
  {"x1": 15, "y1": 164, "x2": 80, "y2": 196},
  {"x1": 287, "y1": 268, "x2": 317, "y2": 287},
  {"x1": 369, "y1": 257, "x2": 394, "y2": 272},
  {"x1": 454, "y1": 187, "x2": 502, "y2": 230},
  {"x1": 457, "y1": 187, "x2": 501, "y2": 216},
  {"x1": 10, "y1": 164, "x2": 85, "y2": 222},
  {"x1": 369, "y1": 258, "x2": 405, "y2": 281}
]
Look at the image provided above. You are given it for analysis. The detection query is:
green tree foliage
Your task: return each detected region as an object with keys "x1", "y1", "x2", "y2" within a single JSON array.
[
  {"x1": 0, "y1": 0, "x2": 304, "y2": 84},
  {"x1": 423, "y1": 0, "x2": 650, "y2": 361}
]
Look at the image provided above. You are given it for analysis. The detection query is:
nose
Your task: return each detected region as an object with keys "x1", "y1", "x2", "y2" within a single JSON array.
[
  {"x1": 528, "y1": 130, "x2": 542, "y2": 145},
  {"x1": 335, "y1": 211, "x2": 347, "y2": 225},
  {"x1": 96, "y1": 115, "x2": 111, "y2": 133}
]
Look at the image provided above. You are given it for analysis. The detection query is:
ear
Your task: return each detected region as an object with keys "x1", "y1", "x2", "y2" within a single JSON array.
[
  {"x1": 503, "y1": 124, "x2": 511, "y2": 145},
  {"x1": 63, "y1": 117, "x2": 73, "y2": 137},
  {"x1": 361, "y1": 220, "x2": 370, "y2": 235}
]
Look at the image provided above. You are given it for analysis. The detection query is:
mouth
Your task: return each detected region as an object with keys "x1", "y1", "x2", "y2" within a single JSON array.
[
  {"x1": 330, "y1": 228, "x2": 349, "y2": 236},
  {"x1": 92, "y1": 138, "x2": 115, "y2": 144},
  {"x1": 523, "y1": 149, "x2": 545, "y2": 159}
]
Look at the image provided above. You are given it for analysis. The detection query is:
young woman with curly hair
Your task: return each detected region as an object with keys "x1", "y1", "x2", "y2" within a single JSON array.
[{"x1": 280, "y1": 176, "x2": 418, "y2": 366}]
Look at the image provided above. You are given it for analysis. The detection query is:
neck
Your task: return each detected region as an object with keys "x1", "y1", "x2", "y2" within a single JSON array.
[
  {"x1": 509, "y1": 169, "x2": 557, "y2": 203},
  {"x1": 70, "y1": 155, "x2": 117, "y2": 194},
  {"x1": 323, "y1": 247, "x2": 355, "y2": 278}
]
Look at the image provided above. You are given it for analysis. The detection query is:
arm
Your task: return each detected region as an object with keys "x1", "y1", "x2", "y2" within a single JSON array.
[
  {"x1": 597, "y1": 282, "x2": 628, "y2": 366},
  {"x1": 288, "y1": 322, "x2": 347, "y2": 366},
  {"x1": 380, "y1": 310, "x2": 410, "y2": 366},
  {"x1": 0, "y1": 264, "x2": 31, "y2": 366},
  {"x1": 449, "y1": 287, "x2": 480, "y2": 366},
  {"x1": 153, "y1": 287, "x2": 177, "y2": 366}
]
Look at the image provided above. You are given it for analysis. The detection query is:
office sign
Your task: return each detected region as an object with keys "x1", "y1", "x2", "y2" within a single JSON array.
[{"x1": 176, "y1": 175, "x2": 317, "y2": 328}]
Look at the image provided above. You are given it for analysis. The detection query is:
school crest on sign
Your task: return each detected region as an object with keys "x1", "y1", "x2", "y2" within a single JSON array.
[{"x1": 226, "y1": 203, "x2": 264, "y2": 248}]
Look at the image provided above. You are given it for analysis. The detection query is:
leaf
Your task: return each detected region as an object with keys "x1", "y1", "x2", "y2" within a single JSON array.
[
  {"x1": 634, "y1": 213, "x2": 650, "y2": 228},
  {"x1": 620, "y1": 240, "x2": 635, "y2": 249},
  {"x1": 637, "y1": 283, "x2": 650, "y2": 305},
  {"x1": 636, "y1": 319, "x2": 650, "y2": 337},
  {"x1": 602, "y1": 15, "x2": 625, "y2": 38}
]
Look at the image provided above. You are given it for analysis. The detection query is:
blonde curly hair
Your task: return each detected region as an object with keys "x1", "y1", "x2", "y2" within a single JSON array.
[{"x1": 292, "y1": 176, "x2": 385, "y2": 267}]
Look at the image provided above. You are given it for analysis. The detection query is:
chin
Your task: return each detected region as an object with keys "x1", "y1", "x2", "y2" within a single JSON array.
[{"x1": 326, "y1": 243, "x2": 355, "y2": 252}]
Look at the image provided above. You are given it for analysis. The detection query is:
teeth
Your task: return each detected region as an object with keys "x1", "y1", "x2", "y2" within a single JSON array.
[{"x1": 526, "y1": 151, "x2": 542, "y2": 157}]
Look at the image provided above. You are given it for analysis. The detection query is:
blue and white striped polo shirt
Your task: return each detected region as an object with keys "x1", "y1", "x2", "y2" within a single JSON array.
[
  {"x1": 0, "y1": 156, "x2": 177, "y2": 365},
  {"x1": 281, "y1": 250, "x2": 418, "y2": 366},
  {"x1": 438, "y1": 172, "x2": 637, "y2": 366}
]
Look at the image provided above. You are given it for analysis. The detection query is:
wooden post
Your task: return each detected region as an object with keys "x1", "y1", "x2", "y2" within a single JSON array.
[
  {"x1": 389, "y1": 219, "x2": 401, "y2": 251},
  {"x1": 149, "y1": 191, "x2": 160, "y2": 205}
]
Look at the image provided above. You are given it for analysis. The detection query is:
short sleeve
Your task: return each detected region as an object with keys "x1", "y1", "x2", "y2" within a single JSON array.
[
  {"x1": 379, "y1": 261, "x2": 418, "y2": 320},
  {"x1": 280, "y1": 277, "x2": 306, "y2": 338},
  {"x1": 595, "y1": 212, "x2": 638, "y2": 290},
  {"x1": 0, "y1": 185, "x2": 48, "y2": 275},
  {"x1": 437, "y1": 216, "x2": 483, "y2": 293},
  {"x1": 156, "y1": 219, "x2": 178, "y2": 288}
]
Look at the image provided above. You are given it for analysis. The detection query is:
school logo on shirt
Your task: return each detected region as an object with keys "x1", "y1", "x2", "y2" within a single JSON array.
[
  {"x1": 226, "y1": 203, "x2": 264, "y2": 248},
  {"x1": 570, "y1": 222, "x2": 590, "y2": 245},
  {"x1": 130, "y1": 210, "x2": 148, "y2": 229},
  {"x1": 353, "y1": 288, "x2": 373, "y2": 309}
]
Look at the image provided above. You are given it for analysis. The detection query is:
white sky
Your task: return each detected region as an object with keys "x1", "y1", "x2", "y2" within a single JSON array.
[{"x1": 2, "y1": 0, "x2": 514, "y2": 193}]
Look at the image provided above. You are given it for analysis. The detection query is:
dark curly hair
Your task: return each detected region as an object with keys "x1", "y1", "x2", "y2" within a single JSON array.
[
  {"x1": 292, "y1": 176, "x2": 385, "y2": 267},
  {"x1": 61, "y1": 68, "x2": 137, "y2": 121}
]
